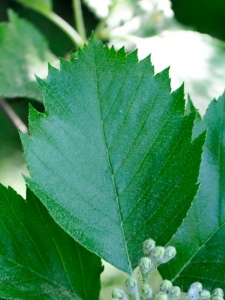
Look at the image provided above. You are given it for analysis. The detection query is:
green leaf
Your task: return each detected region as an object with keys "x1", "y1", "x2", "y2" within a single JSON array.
[
  {"x1": 0, "y1": 10, "x2": 55, "y2": 101},
  {"x1": 0, "y1": 185, "x2": 102, "y2": 299},
  {"x1": 14, "y1": 0, "x2": 52, "y2": 13},
  {"x1": 160, "y1": 92, "x2": 225, "y2": 290},
  {"x1": 20, "y1": 38, "x2": 205, "y2": 274}
]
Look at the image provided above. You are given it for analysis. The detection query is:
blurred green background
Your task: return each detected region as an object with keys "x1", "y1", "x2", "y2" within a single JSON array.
[{"x1": 0, "y1": 0, "x2": 225, "y2": 298}]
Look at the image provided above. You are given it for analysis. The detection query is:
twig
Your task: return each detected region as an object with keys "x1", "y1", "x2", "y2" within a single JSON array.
[{"x1": 0, "y1": 98, "x2": 28, "y2": 134}]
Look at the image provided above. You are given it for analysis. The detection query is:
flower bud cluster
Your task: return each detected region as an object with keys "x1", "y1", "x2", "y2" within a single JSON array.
[
  {"x1": 186, "y1": 283, "x2": 224, "y2": 300},
  {"x1": 112, "y1": 238, "x2": 177, "y2": 300},
  {"x1": 154, "y1": 280, "x2": 181, "y2": 300},
  {"x1": 142, "y1": 239, "x2": 176, "y2": 270},
  {"x1": 111, "y1": 238, "x2": 224, "y2": 300}
]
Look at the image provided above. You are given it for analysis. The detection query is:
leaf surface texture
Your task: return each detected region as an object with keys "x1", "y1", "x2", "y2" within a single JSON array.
[
  {"x1": 21, "y1": 38, "x2": 205, "y2": 274},
  {"x1": 0, "y1": 185, "x2": 102, "y2": 299}
]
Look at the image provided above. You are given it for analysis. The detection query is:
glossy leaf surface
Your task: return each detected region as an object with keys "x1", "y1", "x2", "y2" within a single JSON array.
[
  {"x1": 0, "y1": 185, "x2": 102, "y2": 299},
  {"x1": 0, "y1": 10, "x2": 55, "y2": 101},
  {"x1": 21, "y1": 38, "x2": 205, "y2": 274},
  {"x1": 160, "y1": 92, "x2": 225, "y2": 290}
]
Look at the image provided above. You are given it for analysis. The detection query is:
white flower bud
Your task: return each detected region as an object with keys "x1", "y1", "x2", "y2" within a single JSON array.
[
  {"x1": 143, "y1": 238, "x2": 156, "y2": 256},
  {"x1": 190, "y1": 282, "x2": 203, "y2": 292},
  {"x1": 125, "y1": 277, "x2": 138, "y2": 296},
  {"x1": 139, "y1": 257, "x2": 152, "y2": 274},
  {"x1": 200, "y1": 290, "x2": 211, "y2": 300},
  {"x1": 150, "y1": 246, "x2": 165, "y2": 263},
  {"x1": 186, "y1": 282, "x2": 202, "y2": 300},
  {"x1": 140, "y1": 283, "x2": 153, "y2": 299},
  {"x1": 160, "y1": 246, "x2": 176, "y2": 263},
  {"x1": 160, "y1": 280, "x2": 173, "y2": 293},
  {"x1": 155, "y1": 292, "x2": 168, "y2": 300},
  {"x1": 112, "y1": 288, "x2": 128, "y2": 300},
  {"x1": 212, "y1": 289, "x2": 224, "y2": 298},
  {"x1": 168, "y1": 286, "x2": 181, "y2": 300}
]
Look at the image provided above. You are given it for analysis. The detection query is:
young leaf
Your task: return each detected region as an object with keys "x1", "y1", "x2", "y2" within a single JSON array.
[
  {"x1": 0, "y1": 10, "x2": 55, "y2": 101},
  {"x1": 160, "y1": 92, "x2": 225, "y2": 290},
  {"x1": 0, "y1": 185, "x2": 102, "y2": 299},
  {"x1": 20, "y1": 38, "x2": 205, "y2": 274}
]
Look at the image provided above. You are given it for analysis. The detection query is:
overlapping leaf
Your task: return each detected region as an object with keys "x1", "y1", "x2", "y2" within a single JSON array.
[
  {"x1": 0, "y1": 185, "x2": 102, "y2": 299},
  {"x1": 21, "y1": 38, "x2": 205, "y2": 274},
  {"x1": 160, "y1": 93, "x2": 225, "y2": 290},
  {"x1": 0, "y1": 10, "x2": 55, "y2": 101}
]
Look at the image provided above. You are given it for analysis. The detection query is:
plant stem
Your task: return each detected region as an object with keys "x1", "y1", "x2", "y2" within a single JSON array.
[
  {"x1": 99, "y1": 28, "x2": 141, "y2": 44},
  {"x1": 44, "y1": 11, "x2": 84, "y2": 47},
  {"x1": 72, "y1": 0, "x2": 87, "y2": 40},
  {"x1": 36, "y1": 10, "x2": 84, "y2": 48},
  {"x1": 0, "y1": 98, "x2": 28, "y2": 134},
  {"x1": 94, "y1": 18, "x2": 107, "y2": 39},
  {"x1": 132, "y1": 272, "x2": 140, "y2": 300}
]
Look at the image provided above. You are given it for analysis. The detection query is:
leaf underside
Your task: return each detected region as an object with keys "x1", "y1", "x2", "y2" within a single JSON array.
[
  {"x1": 0, "y1": 10, "x2": 55, "y2": 101},
  {"x1": 0, "y1": 185, "x2": 102, "y2": 299},
  {"x1": 21, "y1": 38, "x2": 205, "y2": 274},
  {"x1": 160, "y1": 93, "x2": 225, "y2": 290}
]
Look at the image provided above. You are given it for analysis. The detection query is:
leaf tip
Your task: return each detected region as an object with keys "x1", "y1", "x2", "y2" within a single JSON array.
[
  {"x1": 47, "y1": 62, "x2": 59, "y2": 77},
  {"x1": 70, "y1": 51, "x2": 77, "y2": 62},
  {"x1": 126, "y1": 48, "x2": 140, "y2": 65},
  {"x1": 35, "y1": 74, "x2": 45, "y2": 88}
]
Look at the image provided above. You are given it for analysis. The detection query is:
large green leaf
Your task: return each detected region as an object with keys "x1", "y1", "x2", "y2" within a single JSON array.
[
  {"x1": 160, "y1": 93, "x2": 225, "y2": 290},
  {"x1": 0, "y1": 185, "x2": 102, "y2": 299},
  {"x1": 0, "y1": 10, "x2": 55, "y2": 101},
  {"x1": 20, "y1": 38, "x2": 205, "y2": 274}
]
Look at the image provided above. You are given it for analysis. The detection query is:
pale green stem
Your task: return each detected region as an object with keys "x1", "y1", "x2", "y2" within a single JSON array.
[
  {"x1": 0, "y1": 98, "x2": 28, "y2": 134},
  {"x1": 100, "y1": 29, "x2": 141, "y2": 45},
  {"x1": 94, "y1": 18, "x2": 107, "y2": 39},
  {"x1": 131, "y1": 272, "x2": 140, "y2": 300},
  {"x1": 72, "y1": 0, "x2": 87, "y2": 40},
  {"x1": 36, "y1": 10, "x2": 84, "y2": 47}
]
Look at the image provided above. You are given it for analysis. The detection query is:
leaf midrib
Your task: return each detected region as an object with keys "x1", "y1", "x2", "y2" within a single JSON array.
[{"x1": 93, "y1": 45, "x2": 132, "y2": 273}]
